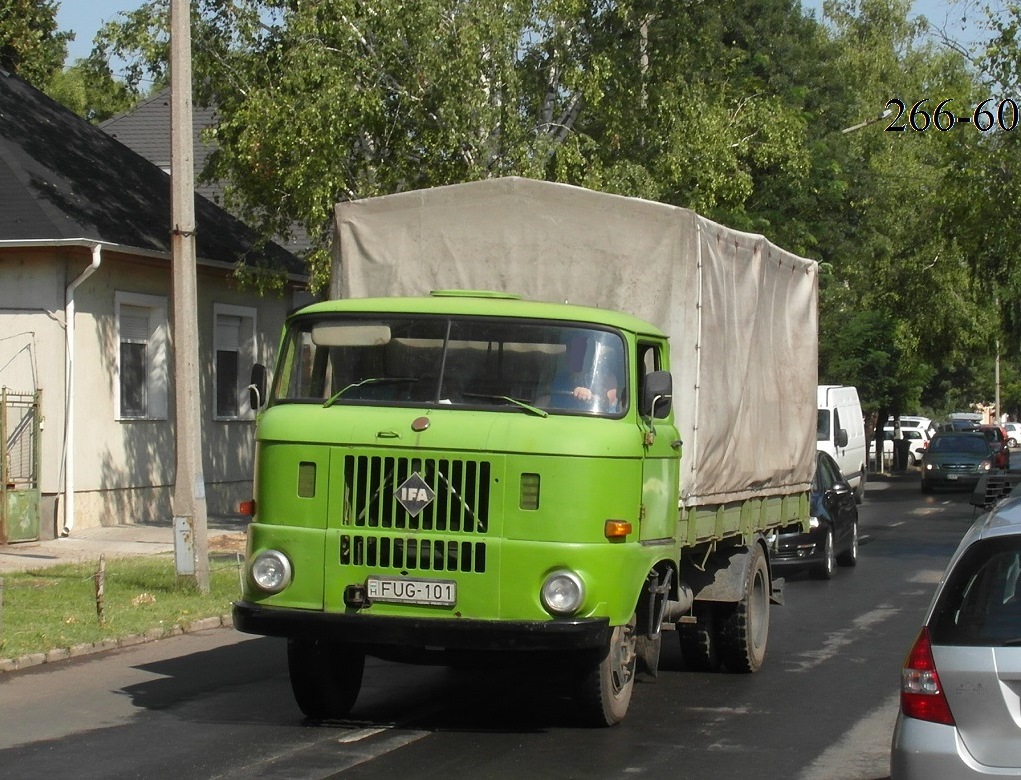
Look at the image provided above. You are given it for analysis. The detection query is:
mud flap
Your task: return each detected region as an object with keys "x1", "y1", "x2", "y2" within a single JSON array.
[
  {"x1": 771, "y1": 576, "x2": 785, "y2": 606},
  {"x1": 635, "y1": 633, "x2": 661, "y2": 680}
]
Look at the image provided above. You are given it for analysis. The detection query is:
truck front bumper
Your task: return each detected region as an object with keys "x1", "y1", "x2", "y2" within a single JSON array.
[{"x1": 232, "y1": 600, "x2": 611, "y2": 652}]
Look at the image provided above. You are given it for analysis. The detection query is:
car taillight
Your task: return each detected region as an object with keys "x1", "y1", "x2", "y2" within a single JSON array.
[{"x1": 900, "y1": 627, "x2": 955, "y2": 726}]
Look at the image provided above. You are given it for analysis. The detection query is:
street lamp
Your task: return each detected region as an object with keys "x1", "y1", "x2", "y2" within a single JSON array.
[{"x1": 842, "y1": 108, "x2": 893, "y2": 134}]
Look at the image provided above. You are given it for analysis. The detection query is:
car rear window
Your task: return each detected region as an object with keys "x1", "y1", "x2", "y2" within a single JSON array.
[
  {"x1": 930, "y1": 435, "x2": 988, "y2": 454},
  {"x1": 929, "y1": 538, "x2": 1021, "y2": 647}
]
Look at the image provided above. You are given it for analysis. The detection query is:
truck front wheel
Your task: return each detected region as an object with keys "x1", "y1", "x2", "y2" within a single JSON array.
[
  {"x1": 717, "y1": 544, "x2": 769, "y2": 673},
  {"x1": 287, "y1": 638, "x2": 365, "y2": 719},
  {"x1": 577, "y1": 614, "x2": 637, "y2": 726}
]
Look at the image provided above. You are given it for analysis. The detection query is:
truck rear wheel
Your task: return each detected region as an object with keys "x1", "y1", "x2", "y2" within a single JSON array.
[
  {"x1": 577, "y1": 615, "x2": 637, "y2": 726},
  {"x1": 287, "y1": 638, "x2": 365, "y2": 719},
  {"x1": 678, "y1": 603, "x2": 721, "y2": 672},
  {"x1": 718, "y1": 544, "x2": 769, "y2": 673}
]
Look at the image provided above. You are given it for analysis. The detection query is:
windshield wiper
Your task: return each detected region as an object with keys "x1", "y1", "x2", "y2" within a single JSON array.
[
  {"x1": 462, "y1": 393, "x2": 548, "y2": 418},
  {"x1": 323, "y1": 377, "x2": 419, "y2": 408}
]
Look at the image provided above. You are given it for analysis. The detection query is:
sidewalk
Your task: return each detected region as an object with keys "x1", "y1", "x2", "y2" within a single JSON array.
[{"x1": 0, "y1": 517, "x2": 249, "y2": 575}]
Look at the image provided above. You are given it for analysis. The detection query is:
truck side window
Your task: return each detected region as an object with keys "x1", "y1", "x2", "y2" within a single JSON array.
[{"x1": 637, "y1": 342, "x2": 659, "y2": 403}]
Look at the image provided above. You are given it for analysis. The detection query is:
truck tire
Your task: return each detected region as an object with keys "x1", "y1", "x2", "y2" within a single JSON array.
[
  {"x1": 577, "y1": 614, "x2": 637, "y2": 726},
  {"x1": 718, "y1": 544, "x2": 769, "y2": 673},
  {"x1": 287, "y1": 638, "x2": 365, "y2": 719},
  {"x1": 678, "y1": 603, "x2": 721, "y2": 672}
]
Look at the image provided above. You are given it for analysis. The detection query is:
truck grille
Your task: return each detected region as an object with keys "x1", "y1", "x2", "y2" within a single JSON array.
[
  {"x1": 339, "y1": 534, "x2": 486, "y2": 573},
  {"x1": 342, "y1": 454, "x2": 492, "y2": 533},
  {"x1": 339, "y1": 455, "x2": 492, "y2": 573}
]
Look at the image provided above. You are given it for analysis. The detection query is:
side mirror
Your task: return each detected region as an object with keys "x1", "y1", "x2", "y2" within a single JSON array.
[
  {"x1": 641, "y1": 370, "x2": 673, "y2": 419},
  {"x1": 836, "y1": 428, "x2": 849, "y2": 448},
  {"x1": 248, "y1": 363, "x2": 267, "y2": 410}
]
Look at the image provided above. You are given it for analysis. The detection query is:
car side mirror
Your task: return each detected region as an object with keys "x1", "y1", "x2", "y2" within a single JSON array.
[
  {"x1": 641, "y1": 370, "x2": 673, "y2": 419},
  {"x1": 248, "y1": 363, "x2": 267, "y2": 410},
  {"x1": 836, "y1": 428, "x2": 849, "y2": 448}
]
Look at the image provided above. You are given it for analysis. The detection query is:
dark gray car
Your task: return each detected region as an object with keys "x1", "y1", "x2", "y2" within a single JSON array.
[{"x1": 921, "y1": 432, "x2": 993, "y2": 493}]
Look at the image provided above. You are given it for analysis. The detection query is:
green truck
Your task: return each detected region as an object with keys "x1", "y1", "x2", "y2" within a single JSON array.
[{"x1": 233, "y1": 178, "x2": 818, "y2": 725}]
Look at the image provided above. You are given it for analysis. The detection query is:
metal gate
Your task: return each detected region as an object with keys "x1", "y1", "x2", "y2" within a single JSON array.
[{"x1": 1, "y1": 388, "x2": 41, "y2": 544}]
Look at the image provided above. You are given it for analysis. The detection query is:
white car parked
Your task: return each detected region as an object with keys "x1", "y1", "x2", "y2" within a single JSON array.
[
  {"x1": 883, "y1": 426, "x2": 931, "y2": 466},
  {"x1": 898, "y1": 416, "x2": 935, "y2": 437},
  {"x1": 1004, "y1": 422, "x2": 1021, "y2": 448}
]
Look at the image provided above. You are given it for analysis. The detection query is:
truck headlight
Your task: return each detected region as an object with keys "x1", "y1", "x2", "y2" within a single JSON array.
[
  {"x1": 250, "y1": 550, "x2": 293, "y2": 594},
  {"x1": 541, "y1": 570, "x2": 585, "y2": 616}
]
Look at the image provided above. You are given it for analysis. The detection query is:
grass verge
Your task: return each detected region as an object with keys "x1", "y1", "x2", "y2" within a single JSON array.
[{"x1": 0, "y1": 553, "x2": 243, "y2": 662}]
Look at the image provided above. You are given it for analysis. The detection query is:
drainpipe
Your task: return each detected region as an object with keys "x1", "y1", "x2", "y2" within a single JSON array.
[{"x1": 62, "y1": 245, "x2": 102, "y2": 536}]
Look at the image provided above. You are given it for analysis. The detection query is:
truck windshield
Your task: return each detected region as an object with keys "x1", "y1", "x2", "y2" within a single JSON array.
[{"x1": 271, "y1": 314, "x2": 627, "y2": 417}]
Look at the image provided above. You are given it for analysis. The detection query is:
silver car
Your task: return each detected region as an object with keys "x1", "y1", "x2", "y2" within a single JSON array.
[{"x1": 891, "y1": 494, "x2": 1021, "y2": 778}]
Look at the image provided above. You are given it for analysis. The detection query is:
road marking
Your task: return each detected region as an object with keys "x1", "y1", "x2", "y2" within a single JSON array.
[
  {"x1": 337, "y1": 727, "x2": 392, "y2": 743},
  {"x1": 217, "y1": 726, "x2": 430, "y2": 779},
  {"x1": 797, "y1": 693, "x2": 898, "y2": 780},
  {"x1": 786, "y1": 606, "x2": 901, "y2": 672}
]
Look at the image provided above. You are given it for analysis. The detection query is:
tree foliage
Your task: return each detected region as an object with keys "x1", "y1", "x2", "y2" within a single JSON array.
[
  {"x1": 45, "y1": 59, "x2": 140, "y2": 122},
  {"x1": 84, "y1": 0, "x2": 815, "y2": 287},
  {"x1": 0, "y1": 0, "x2": 70, "y2": 86},
  {"x1": 11, "y1": 0, "x2": 1017, "y2": 418}
]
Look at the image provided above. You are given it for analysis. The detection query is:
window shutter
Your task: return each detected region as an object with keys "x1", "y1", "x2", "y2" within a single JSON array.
[
  {"x1": 121, "y1": 306, "x2": 150, "y2": 342},
  {"x1": 217, "y1": 315, "x2": 242, "y2": 352}
]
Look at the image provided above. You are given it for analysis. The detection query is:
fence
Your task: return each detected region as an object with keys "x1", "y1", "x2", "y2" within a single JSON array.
[{"x1": 1, "y1": 388, "x2": 41, "y2": 544}]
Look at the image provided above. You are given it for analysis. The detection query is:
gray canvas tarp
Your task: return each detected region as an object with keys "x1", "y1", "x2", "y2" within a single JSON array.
[{"x1": 332, "y1": 177, "x2": 818, "y2": 508}]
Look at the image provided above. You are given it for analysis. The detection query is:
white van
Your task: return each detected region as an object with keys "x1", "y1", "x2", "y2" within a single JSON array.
[{"x1": 817, "y1": 385, "x2": 867, "y2": 503}]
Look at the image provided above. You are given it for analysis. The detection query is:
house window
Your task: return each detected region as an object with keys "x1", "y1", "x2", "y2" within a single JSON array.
[
  {"x1": 214, "y1": 304, "x2": 257, "y2": 420},
  {"x1": 115, "y1": 292, "x2": 168, "y2": 420}
]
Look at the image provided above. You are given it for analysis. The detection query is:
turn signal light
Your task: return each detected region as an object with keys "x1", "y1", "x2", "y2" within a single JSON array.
[{"x1": 604, "y1": 520, "x2": 632, "y2": 538}]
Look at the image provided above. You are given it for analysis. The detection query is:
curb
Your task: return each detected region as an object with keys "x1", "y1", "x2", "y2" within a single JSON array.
[{"x1": 0, "y1": 613, "x2": 234, "y2": 674}]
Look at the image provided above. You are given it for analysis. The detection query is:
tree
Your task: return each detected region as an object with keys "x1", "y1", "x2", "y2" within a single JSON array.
[
  {"x1": 817, "y1": 0, "x2": 993, "y2": 423},
  {"x1": 0, "y1": 0, "x2": 71, "y2": 87},
  {"x1": 87, "y1": 0, "x2": 820, "y2": 289},
  {"x1": 45, "y1": 59, "x2": 140, "y2": 122},
  {"x1": 79, "y1": 0, "x2": 1008, "y2": 427}
]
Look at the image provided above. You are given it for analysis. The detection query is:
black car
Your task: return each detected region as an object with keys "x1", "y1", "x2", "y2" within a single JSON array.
[{"x1": 768, "y1": 450, "x2": 859, "y2": 580}]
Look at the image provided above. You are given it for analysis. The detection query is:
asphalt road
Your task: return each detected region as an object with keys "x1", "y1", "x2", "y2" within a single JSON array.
[{"x1": 0, "y1": 471, "x2": 979, "y2": 780}]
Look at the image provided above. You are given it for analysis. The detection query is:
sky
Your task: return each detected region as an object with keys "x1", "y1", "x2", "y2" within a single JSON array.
[
  {"x1": 57, "y1": 1, "x2": 993, "y2": 65},
  {"x1": 56, "y1": 1, "x2": 146, "y2": 64}
]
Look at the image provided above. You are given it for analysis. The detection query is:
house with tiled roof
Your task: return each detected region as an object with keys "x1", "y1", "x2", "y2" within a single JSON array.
[
  {"x1": 0, "y1": 70, "x2": 310, "y2": 541},
  {"x1": 101, "y1": 87, "x2": 311, "y2": 257},
  {"x1": 101, "y1": 87, "x2": 221, "y2": 204}
]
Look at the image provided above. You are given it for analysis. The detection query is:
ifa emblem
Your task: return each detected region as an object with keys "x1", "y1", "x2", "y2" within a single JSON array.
[{"x1": 394, "y1": 472, "x2": 435, "y2": 516}]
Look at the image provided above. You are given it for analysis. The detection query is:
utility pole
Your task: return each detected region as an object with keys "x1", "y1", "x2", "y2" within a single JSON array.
[
  {"x1": 996, "y1": 337, "x2": 1002, "y2": 422},
  {"x1": 170, "y1": 0, "x2": 209, "y2": 592}
]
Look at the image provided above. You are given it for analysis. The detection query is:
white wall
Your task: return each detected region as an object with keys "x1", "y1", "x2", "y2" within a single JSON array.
[{"x1": 1, "y1": 247, "x2": 299, "y2": 532}]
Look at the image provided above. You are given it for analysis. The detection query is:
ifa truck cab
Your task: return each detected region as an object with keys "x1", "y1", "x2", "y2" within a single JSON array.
[{"x1": 232, "y1": 178, "x2": 817, "y2": 726}]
